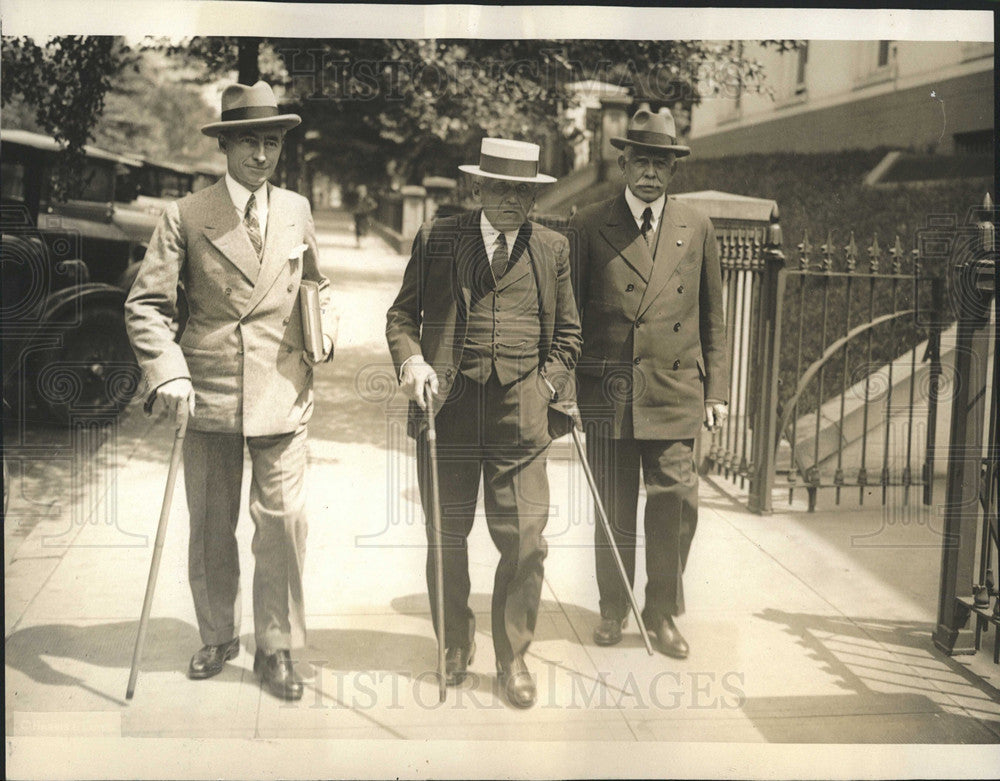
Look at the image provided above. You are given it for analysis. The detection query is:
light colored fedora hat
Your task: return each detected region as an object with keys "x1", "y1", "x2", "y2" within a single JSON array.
[
  {"x1": 201, "y1": 81, "x2": 302, "y2": 137},
  {"x1": 611, "y1": 107, "x2": 691, "y2": 157},
  {"x1": 459, "y1": 138, "x2": 557, "y2": 183}
]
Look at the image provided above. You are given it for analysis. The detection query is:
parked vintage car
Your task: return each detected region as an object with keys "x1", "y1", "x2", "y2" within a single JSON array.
[
  {"x1": 113, "y1": 156, "x2": 224, "y2": 293},
  {"x1": 1, "y1": 129, "x2": 152, "y2": 424}
]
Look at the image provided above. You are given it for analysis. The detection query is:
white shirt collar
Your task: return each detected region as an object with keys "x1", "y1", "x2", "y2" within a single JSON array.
[
  {"x1": 624, "y1": 187, "x2": 665, "y2": 231},
  {"x1": 480, "y1": 210, "x2": 521, "y2": 257},
  {"x1": 225, "y1": 174, "x2": 269, "y2": 234}
]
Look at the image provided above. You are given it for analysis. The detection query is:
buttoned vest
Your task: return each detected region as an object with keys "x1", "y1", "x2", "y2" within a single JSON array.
[{"x1": 460, "y1": 233, "x2": 541, "y2": 386}]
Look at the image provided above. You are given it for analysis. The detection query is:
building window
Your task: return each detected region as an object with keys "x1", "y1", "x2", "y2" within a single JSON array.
[
  {"x1": 795, "y1": 43, "x2": 809, "y2": 94},
  {"x1": 717, "y1": 40, "x2": 743, "y2": 124},
  {"x1": 854, "y1": 40, "x2": 897, "y2": 89},
  {"x1": 774, "y1": 41, "x2": 809, "y2": 108},
  {"x1": 953, "y1": 129, "x2": 995, "y2": 156},
  {"x1": 877, "y1": 40, "x2": 891, "y2": 67}
]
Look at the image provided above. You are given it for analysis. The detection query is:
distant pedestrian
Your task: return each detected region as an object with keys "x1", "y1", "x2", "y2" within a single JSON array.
[
  {"x1": 125, "y1": 81, "x2": 339, "y2": 701},
  {"x1": 352, "y1": 184, "x2": 378, "y2": 247}
]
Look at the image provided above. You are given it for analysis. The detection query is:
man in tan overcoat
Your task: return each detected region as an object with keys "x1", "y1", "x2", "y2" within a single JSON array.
[{"x1": 125, "y1": 81, "x2": 337, "y2": 701}]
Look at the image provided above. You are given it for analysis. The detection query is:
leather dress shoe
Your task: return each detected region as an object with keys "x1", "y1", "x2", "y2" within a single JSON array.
[
  {"x1": 497, "y1": 655, "x2": 536, "y2": 708},
  {"x1": 445, "y1": 641, "x2": 476, "y2": 686},
  {"x1": 653, "y1": 616, "x2": 689, "y2": 659},
  {"x1": 188, "y1": 637, "x2": 240, "y2": 679},
  {"x1": 254, "y1": 649, "x2": 304, "y2": 701},
  {"x1": 593, "y1": 616, "x2": 627, "y2": 646}
]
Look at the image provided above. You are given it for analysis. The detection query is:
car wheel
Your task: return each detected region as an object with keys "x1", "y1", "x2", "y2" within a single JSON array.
[{"x1": 26, "y1": 304, "x2": 140, "y2": 426}]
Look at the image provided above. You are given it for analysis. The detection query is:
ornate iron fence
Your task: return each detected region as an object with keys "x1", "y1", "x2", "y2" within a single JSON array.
[{"x1": 699, "y1": 193, "x2": 994, "y2": 515}]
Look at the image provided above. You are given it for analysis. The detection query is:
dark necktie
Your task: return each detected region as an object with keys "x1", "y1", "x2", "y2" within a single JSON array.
[
  {"x1": 640, "y1": 206, "x2": 654, "y2": 245},
  {"x1": 244, "y1": 193, "x2": 263, "y2": 260},
  {"x1": 491, "y1": 234, "x2": 509, "y2": 280}
]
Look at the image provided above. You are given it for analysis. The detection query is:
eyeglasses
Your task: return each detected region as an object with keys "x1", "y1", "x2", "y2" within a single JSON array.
[{"x1": 484, "y1": 180, "x2": 537, "y2": 199}]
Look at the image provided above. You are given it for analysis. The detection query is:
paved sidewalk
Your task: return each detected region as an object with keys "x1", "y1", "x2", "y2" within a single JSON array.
[{"x1": 6, "y1": 210, "x2": 1000, "y2": 779}]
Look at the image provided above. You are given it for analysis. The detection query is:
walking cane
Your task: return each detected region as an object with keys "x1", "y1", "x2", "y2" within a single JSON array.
[
  {"x1": 569, "y1": 424, "x2": 655, "y2": 656},
  {"x1": 424, "y1": 383, "x2": 447, "y2": 702},
  {"x1": 126, "y1": 400, "x2": 189, "y2": 700}
]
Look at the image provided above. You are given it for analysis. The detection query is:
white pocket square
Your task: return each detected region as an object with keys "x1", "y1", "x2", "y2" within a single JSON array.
[{"x1": 288, "y1": 244, "x2": 308, "y2": 259}]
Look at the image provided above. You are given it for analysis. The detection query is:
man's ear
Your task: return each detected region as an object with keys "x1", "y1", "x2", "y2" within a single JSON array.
[
  {"x1": 217, "y1": 135, "x2": 228, "y2": 153},
  {"x1": 471, "y1": 178, "x2": 482, "y2": 198},
  {"x1": 617, "y1": 154, "x2": 626, "y2": 175},
  {"x1": 670, "y1": 159, "x2": 678, "y2": 176}
]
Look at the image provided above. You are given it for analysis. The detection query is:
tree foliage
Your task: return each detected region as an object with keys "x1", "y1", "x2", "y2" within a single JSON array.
[
  {"x1": 3, "y1": 35, "x2": 801, "y2": 196},
  {"x1": 2, "y1": 36, "x2": 136, "y2": 199},
  {"x1": 269, "y1": 38, "x2": 800, "y2": 188}
]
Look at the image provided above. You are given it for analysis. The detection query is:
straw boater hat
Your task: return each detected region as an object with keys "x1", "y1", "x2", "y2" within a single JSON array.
[
  {"x1": 459, "y1": 138, "x2": 557, "y2": 183},
  {"x1": 201, "y1": 81, "x2": 302, "y2": 137},
  {"x1": 610, "y1": 107, "x2": 691, "y2": 158}
]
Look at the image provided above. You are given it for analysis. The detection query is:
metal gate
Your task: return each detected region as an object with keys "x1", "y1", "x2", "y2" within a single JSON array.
[{"x1": 698, "y1": 192, "x2": 993, "y2": 515}]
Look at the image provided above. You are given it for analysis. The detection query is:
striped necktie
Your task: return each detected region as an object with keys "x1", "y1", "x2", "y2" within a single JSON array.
[
  {"x1": 244, "y1": 193, "x2": 263, "y2": 260},
  {"x1": 491, "y1": 234, "x2": 509, "y2": 281}
]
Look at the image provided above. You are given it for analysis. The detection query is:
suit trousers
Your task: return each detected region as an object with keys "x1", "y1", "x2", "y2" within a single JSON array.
[
  {"x1": 183, "y1": 426, "x2": 309, "y2": 654},
  {"x1": 586, "y1": 430, "x2": 698, "y2": 623},
  {"x1": 416, "y1": 370, "x2": 551, "y2": 665}
]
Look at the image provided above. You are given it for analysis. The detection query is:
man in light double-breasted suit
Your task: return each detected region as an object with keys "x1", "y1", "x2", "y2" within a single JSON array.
[
  {"x1": 569, "y1": 108, "x2": 729, "y2": 659},
  {"x1": 125, "y1": 82, "x2": 337, "y2": 701}
]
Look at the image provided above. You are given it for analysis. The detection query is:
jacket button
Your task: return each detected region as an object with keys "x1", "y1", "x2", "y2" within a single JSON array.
[
  {"x1": 676, "y1": 239, "x2": 684, "y2": 246},
  {"x1": 633, "y1": 356, "x2": 641, "y2": 365},
  {"x1": 626, "y1": 284, "x2": 635, "y2": 292},
  {"x1": 674, "y1": 322, "x2": 681, "y2": 332},
  {"x1": 677, "y1": 285, "x2": 684, "y2": 294},
  {"x1": 224, "y1": 287, "x2": 232, "y2": 296},
  {"x1": 287, "y1": 284, "x2": 294, "y2": 293},
  {"x1": 286, "y1": 345, "x2": 294, "y2": 353},
  {"x1": 634, "y1": 320, "x2": 642, "y2": 329},
  {"x1": 673, "y1": 360, "x2": 681, "y2": 370},
  {"x1": 282, "y1": 317, "x2": 290, "y2": 325}
]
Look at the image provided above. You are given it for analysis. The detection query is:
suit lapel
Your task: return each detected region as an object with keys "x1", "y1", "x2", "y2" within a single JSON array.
[
  {"x1": 453, "y1": 210, "x2": 484, "y2": 313},
  {"x1": 597, "y1": 194, "x2": 653, "y2": 283},
  {"x1": 245, "y1": 184, "x2": 296, "y2": 314},
  {"x1": 202, "y1": 180, "x2": 260, "y2": 285},
  {"x1": 524, "y1": 226, "x2": 552, "y2": 361},
  {"x1": 636, "y1": 197, "x2": 690, "y2": 318}
]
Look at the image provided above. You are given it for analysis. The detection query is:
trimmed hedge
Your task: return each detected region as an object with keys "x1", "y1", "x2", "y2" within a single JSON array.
[{"x1": 565, "y1": 149, "x2": 993, "y2": 416}]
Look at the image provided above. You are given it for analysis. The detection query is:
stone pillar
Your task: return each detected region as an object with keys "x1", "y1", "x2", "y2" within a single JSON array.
[
  {"x1": 599, "y1": 95, "x2": 632, "y2": 163},
  {"x1": 401, "y1": 185, "x2": 427, "y2": 244},
  {"x1": 422, "y1": 177, "x2": 457, "y2": 223}
]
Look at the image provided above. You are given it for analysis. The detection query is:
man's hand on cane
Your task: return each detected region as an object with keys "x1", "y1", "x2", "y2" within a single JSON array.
[
  {"x1": 155, "y1": 378, "x2": 196, "y2": 426},
  {"x1": 400, "y1": 356, "x2": 438, "y2": 410}
]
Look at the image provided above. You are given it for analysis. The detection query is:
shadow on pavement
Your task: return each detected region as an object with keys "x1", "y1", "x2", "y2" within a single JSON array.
[
  {"x1": 390, "y1": 592, "x2": 604, "y2": 645},
  {"x1": 301, "y1": 628, "x2": 436, "y2": 674},
  {"x1": 5, "y1": 617, "x2": 202, "y2": 706},
  {"x1": 742, "y1": 608, "x2": 1000, "y2": 742}
]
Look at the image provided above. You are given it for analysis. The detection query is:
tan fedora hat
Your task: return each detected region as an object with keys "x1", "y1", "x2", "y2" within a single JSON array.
[
  {"x1": 611, "y1": 107, "x2": 690, "y2": 157},
  {"x1": 201, "y1": 81, "x2": 302, "y2": 137},
  {"x1": 459, "y1": 138, "x2": 557, "y2": 183}
]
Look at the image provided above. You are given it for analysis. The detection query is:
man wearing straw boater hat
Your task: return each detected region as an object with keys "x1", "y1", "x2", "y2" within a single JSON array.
[
  {"x1": 125, "y1": 81, "x2": 338, "y2": 701},
  {"x1": 569, "y1": 106, "x2": 729, "y2": 659},
  {"x1": 386, "y1": 138, "x2": 581, "y2": 708}
]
